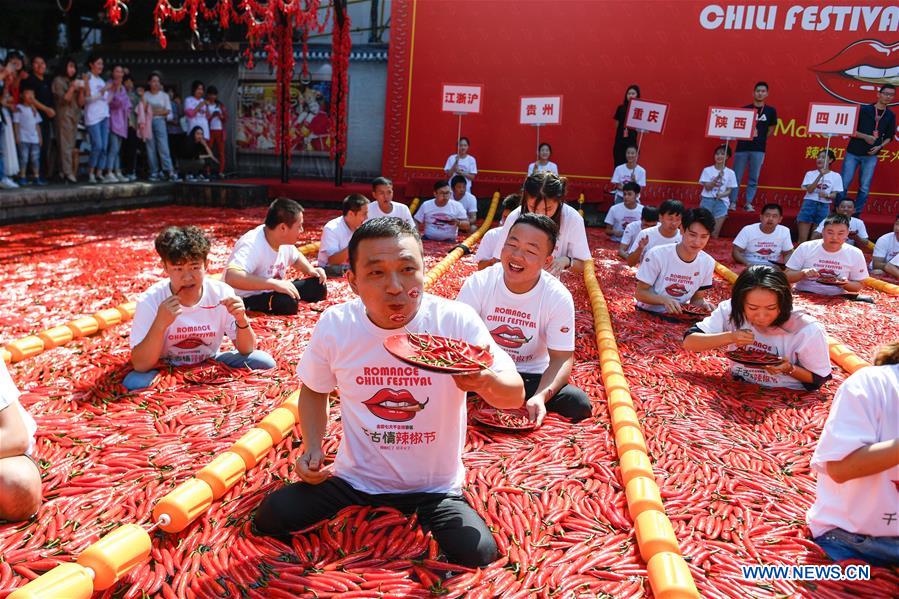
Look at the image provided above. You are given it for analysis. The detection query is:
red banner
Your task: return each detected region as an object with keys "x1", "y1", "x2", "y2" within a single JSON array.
[{"x1": 382, "y1": 1, "x2": 898, "y2": 211}]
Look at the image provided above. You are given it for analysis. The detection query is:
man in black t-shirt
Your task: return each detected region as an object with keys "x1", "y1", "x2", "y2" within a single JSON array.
[
  {"x1": 839, "y1": 84, "x2": 896, "y2": 216},
  {"x1": 730, "y1": 81, "x2": 778, "y2": 212},
  {"x1": 20, "y1": 56, "x2": 56, "y2": 181}
]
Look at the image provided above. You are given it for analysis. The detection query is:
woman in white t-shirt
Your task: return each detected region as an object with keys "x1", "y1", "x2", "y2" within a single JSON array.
[
  {"x1": 527, "y1": 142, "x2": 559, "y2": 176},
  {"x1": 684, "y1": 265, "x2": 832, "y2": 391},
  {"x1": 444, "y1": 137, "x2": 477, "y2": 193},
  {"x1": 183, "y1": 80, "x2": 210, "y2": 140},
  {"x1": 698, "y1": 144, "x2": 738, "y2": 238},
  {"x1": 807, "y1": 342, "x2": 899, "y2": 566},
  {"x1": 143, "y1": 73, "x2": 178, "y2": 181},
  {"x1": 0, "y1": 360, "x2": 41, "y2": 522},
  {"x1": 83, "y1": 55, "x2": 112, "y2": 184},
  {"x1": 610, "y1": 145, "x2": 647, "y2": 204},
  {"x1": 492, "y1": 172, "x2": 590, "y2": 276},
  {"x1": 797, "y1": 150, "x2": 842, "y2": 243}
]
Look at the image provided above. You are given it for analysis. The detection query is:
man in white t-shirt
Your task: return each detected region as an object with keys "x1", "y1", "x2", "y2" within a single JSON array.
[
  {"x1": 477, "y1": 194, "x2": 520, "y2": 270},
  {"x1": 366, "y1": 177, "x2": 415, "y2": 226},
  {"x1": 732, "y1": 203, "x2": 794, "y2": 266},
  {"x1": 626, "y1": 199, "x2": 684, "y2": 267},
  {"x1": 610, "y1": 145, "x2": 647, "y2": 204},
  {"x1": 813, "y1": 198, "x2": 869, "y2": 247},
  {"x1": 443, "y1": 137, "x2": 477, "y2": 193},
  {"x1": 605, "y1": 182, "x2": 643, "y2": 242},
  {"x1": 870, "y1": 215, "x2": 899, "y2": 274},
  {"x1": 619, "y1": 206, "x2": 658, "y2": 260},
  {"x1": 253, "y1": 217, "x2": 524, "y2": 567},
  {"x1": 698, "y1": 145, "x2": 738, "y2": 238},
  {"x1": 224, "y1": 198, "x2": 328, "y2": 314},
  {"x1": 797, "y1": 149, "x2": 843, "y2": 243},
  {"x1": 459, "y1": 214, "x2": 591, "y2": 425},
  {"x1": 0, "y1": 360, "x2": 41, "y2": 522},
  {"x1": 451, "y1": 174, "x2": 478, "y2": 223},
  {"x1": 318, "y1": 194, "x2": 370, "y2": 277},
  {"x1": 785, "y1": 214, "x2": 868, "y2": 297},
  {"x1": 884, "y1": 253, "x2": 899, "y2": 279},
  {"x1": 125, "y1": 226, "x2": 276, "y2": 391},
  {"x1": 807, "y1": 354, "x2": 899, "y2": 565},
  {"x1": 414, "y1": 180, "x2": 470, "y2": 241},
  {"x1": 636, "y1": 208, "x2": 716, "y2": 314}
]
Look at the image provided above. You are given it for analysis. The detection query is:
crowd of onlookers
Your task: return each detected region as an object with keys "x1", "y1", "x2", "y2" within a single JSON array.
[{"x1": 0, "y1": 51, "x2": 228, "y2": 189}]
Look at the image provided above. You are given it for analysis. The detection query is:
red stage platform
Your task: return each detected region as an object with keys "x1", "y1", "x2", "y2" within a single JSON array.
[{"x1": 232, "y1": 178, "x2": 395, "y2": 204}]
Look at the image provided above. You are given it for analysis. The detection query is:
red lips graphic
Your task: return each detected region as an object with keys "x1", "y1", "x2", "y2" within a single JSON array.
[
  {"x1": 819, "y1": 269, "x2": 838, "y2": 278},
  {"x1": 756, "y1": 248, "x2": 773, "y2": 256},
  {"x1": 173, "y1": 338, "x2": 209, "y2": 350},
  {"x1": 813, "y1": 40, "x2": 899, "y2": 106},
  {"x1": 490, "y1": 324, "x2": 532, "y2": 349},
  {"x1": 665, "y1": 283, "x2": 688, "y2": 298},
  {"x1": 363, "y1": 389, "x2": 429, "y2": 422}
]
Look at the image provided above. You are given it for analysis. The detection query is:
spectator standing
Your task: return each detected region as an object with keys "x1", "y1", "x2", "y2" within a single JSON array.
[
  {"x1": 51, "y1": 58, "x2": 83, "y2": 183},
  {"x1": 144, "y1": 73, "x2": 179, "y2": 181},
  {"x1": 840, "y1": 84, "x2": 896, "y2": 216},
  {"x1": 165, "y1": 85, "x2": 185, "y2": 171},
  {"x1": 612, "y1": 84, "x2": 640, "y2": 170},
  {"x1": 0, "y1": 57, "x2": 20, "y2": 188},
  {"x1": 730, "y1": 82, "x2": 777, "y2": 212},
  {"x1": 122, "y1": 75, "x2": 141, "y2": 181},
  {"x1": 443, "y1": 137, "x2": 477, "y2": 194},
  {"x1": 105, "y1": 64, "x2": 131, "y2": 183},
  {"x1": 527, "y1": 142, "x2": 559, "y2": 176},
  {"x1": 20, "y1": 55, "x2": 56, "y2": 181},
  {"x1": 184, "y1": 81, "x2": 209, "y2": 140},
  {"x1": 206, "y1": 85, "x2": 226, "y2": 177},
  {"x1": 83, "y1": 55, "x2": 111, "y2": 184},
  {"x1": 13, "y1": 88, "x2": 43, "y2": 185}
]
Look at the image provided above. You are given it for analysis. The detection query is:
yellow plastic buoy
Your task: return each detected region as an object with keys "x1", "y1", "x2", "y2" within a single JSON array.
[
  {"x1": 619, "y1": 449, "x2": 654, "y2": 484},
  {"x1": 93, "y1": 308, "x2": 123, "y2": 329},
  {"x1": 7, "y1": 562, "x2": 94, "y2": 599},
  {"x1": 5, "y1": 336, "x2": 45, "y2": 362},
  {"x1": 280, "y1": 394, "x2": 300, "y2": 421},
  {"x1": 258, "y1": 407, "x2": 296, "y2": 444},
  {"x1": 152, "y1": 478, "x2": 214, "y2": 533},
  {"x1": 1, "y1": 348, "x2": 10, "y2": 363},
  {"x1": 625, "y1": 476, "x2": 664, "y2": 520},
  {"x1": 116, "y1": 302, "x2": 137, "y2": 319},
  {"x1": 635, "y1": 510, "x2": 681, "y2": 560},
  {"x1": 615, "y1": 425, "x2": 647, "y2": 454},
  {"x1": 37, "y1": 325, "x2": 74, "y2": 349},
  {"x1": 606, "y1": 387, "x2": 634, "y2": 411},
  {"x1": 196, "y1": 452, "x2": 247, "y2": 500},
  {"x1": 76, "y1": 524, "x2": 151, "y2": 590},
  {"x1": 611, "y1": 405, "x2": 640, "y2": 432},
  {"x1": 66, "y1": 317, "x2": 100, "y2": 338},
  {"x1": 230, "y1": 428, "x2": 274, "y2": 469},
  {"x1": 646, "y1": 552, "x2": 700, "y2": 599}
]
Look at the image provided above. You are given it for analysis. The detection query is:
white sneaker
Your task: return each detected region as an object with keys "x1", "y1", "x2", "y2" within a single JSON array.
[
  {"x1": 102, "y1": 173, "x2": 118, "y2": 183},
  {"x1": 88, "y1": 173, "x2": 98, "y2": 184},
  {"x1": 115, "y1": 172, "x2": 128, "y2": 183},
  {"x1": 0, "y1": 177, "x2": 19, "y2": 189}
]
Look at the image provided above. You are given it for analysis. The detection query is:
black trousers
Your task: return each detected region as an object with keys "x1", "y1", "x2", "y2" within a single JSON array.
[
  {"x1": 520, "y1": 371, "x2": 592, "y2": 421},
  {"x1": 243, "y1": 278, "x2": 327, "y2": 315},
  {"x1": 254, "y1": 476, "x2": 497, "y2": 568},
  {"x1": 122, "y1": 126, "x2": 140, "y2": 176}
]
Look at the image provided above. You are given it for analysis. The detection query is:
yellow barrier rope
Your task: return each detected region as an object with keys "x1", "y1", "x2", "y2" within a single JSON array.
[{"x1": 408, "y1": 197, "x2": 421, "y2": 215}]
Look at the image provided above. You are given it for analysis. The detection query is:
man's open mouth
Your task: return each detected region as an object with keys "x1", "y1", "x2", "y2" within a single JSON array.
[{"x1": 813, "y1": 40, "x2": 899, "y2": 105}]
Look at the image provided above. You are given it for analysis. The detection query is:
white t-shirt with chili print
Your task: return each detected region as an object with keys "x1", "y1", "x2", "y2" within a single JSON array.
[
  {"x1": 475, "y1": 227, "x2": 503, "y2": 264},
  {"x1": 699, "y1": 166, "x2": 737, "y2": 202},
  {"x1": 611, "y1": 164, "x2": 647, "y2": 201},
  {"x1": 635, "y1": 243, "x2": 715, "y2": 313},
  {"x1": 620, "y1": 220, "x2": 647, "y2": 250},
  {"x1": 785, "y1": 240, "x2": 868, "y2": 296},
  {"x1": 366, "y1": 201, "x2": 415, "y2": 227},
  {"x1": 801, "y1": 170, "x2": 843, "y2": 204},
  {"x1": 226, "y1": 225, "x2": 302, "y2": 298},
  {"x1": 130, "y1": 278, "x2": 238, "y2": 366},
  {"x1": 493, "y1": 205, "x2": 591, "y2": 263},
  {"x1": 733, "y1": 223, "x2": 794, "y2": 265},
  {"x1": 627, "y1": 225, "x2": 682, "y2": 260},
  {"x1": 695, "y1": 300, "x2": 831, "y2": 390},
  {"x1": 0, "y1": 360, "x2": 36, "y2": 456},
  {"x1": 808, "y1": 364, "x2": 899, "y2": 538},
  {"x1": 444, "y1": 154, "x2": 477, "y2": 193},
  {"x1": 455, "y1": 192, "x2": 478, "y2": 217},
  {"x1": 296, "y1": 294, "x2": 516, "y2": 495},
  {"x1": 318, "y1": 216, "x2": 353, "y2": 266},
  {"x1": 414, "y1": 199, "x2": 468, "y2": 241},
  {"x1": 456, "y1": 264, "x2": 574, "y2": 375},
  {"x1": 605, "y1": 202, "x2": 643, "y2": 242},
  {"x1": 528, "y1": 161, "x2": 559, "y2": 176}
]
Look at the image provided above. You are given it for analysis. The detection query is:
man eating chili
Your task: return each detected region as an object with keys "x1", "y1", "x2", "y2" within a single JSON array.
[{"x1": 254, "y1": 217, "x2": 523, "y2": 567}]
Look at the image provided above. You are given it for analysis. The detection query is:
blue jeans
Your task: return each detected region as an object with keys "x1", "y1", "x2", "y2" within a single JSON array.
[
  {"x1": 814, "y1": 527, "x2": 899, "y2": 567},
  {"x1": 730, "y1": 151, "x2": 765, "y2": 207},
  {"x1": 700, "y1": 196, "x2": 728, "y2": 219},
  {"x1": 839, "y1": 152, "x2": 877, "y2": 215},
  {"x1": 107, "y1": 132, "x2": 124, "y2": 171},
  {"x1": 87, "y1": 118, "x2": 109, "y2": 170},
  {"x1": 17, "y1": 142, "x2": 40, "y2": 175},
  {"x1": 796, "y1": 199, "x2": 831, "y2": 224},
  {"x1": 145, "y1": 117, "x2": 174, "y2": 176},
  {"x1": 122, "y1": 350, "x2": 277, "y2": 391}
]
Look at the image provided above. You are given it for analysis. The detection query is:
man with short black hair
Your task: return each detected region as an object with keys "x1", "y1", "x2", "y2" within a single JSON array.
[
  {"x1": 20, "y1": 55, "x2": 56, "y2": 181},
  {"x1": 812, "y1": 198, "x2": 868, "y2": 247},
  {"x1": 732, "y1": 203, "x2": 793, "y2": 266},
  {"x1": 870, "y1": 215, "x2": 899, "y2": 275},
  {"x1": 618, "y1": 206, "x2": 658, "y2": 260},
  {"x1": 318, "y1": 194, "x2": 370, "y2": 276},
  {"x1": 635, "y1": 208, "x2": 716, "y2": 314},
  {"x1": 415, "y1": 180, "x2": 470, "y2": 241},
  {"x1": 224, "y1": 198, "x2": 327, "y2": 314},
  {"x1": 840, "y1": 84, "x2": 896, "y2": 216},
  {"x1": 451, "y1": 174, "x2": 478, "y2": 223},
  {"x1": 730, "y1": 81, "x2": 777, "y2": 212},
  {"x1": 785, "y1": 214, "x2": 868, "y2": 296},
  {"x1": 366, "y1": 177, "x2": 415, "y2": 226},
  {"x1": 459, "y1": 213, "x2": 591, "y2": 425},
  {"x1": 254, "y1": 217, "x2": 523, "y2": 568},
  {"x1": 626, "y1": 200, "x2": 684, "y2": 266},
  {"x1": 604, "y1": 181, "x2": 642, "y2": 242}
]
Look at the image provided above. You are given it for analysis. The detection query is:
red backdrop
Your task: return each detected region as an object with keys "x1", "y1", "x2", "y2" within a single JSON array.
[{"x1": 382, "y1": 0, "x2": 898, "y2": 214}]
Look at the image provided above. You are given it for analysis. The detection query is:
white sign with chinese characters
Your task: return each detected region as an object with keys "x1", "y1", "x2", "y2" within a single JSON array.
[
  {"x1": 519, "y1": 96, "x2": 562, "y2": 125},
  {"x1": 807, "y1": 103, "x2": 859, "y2": 136},
  {"x1": 705, "y1": 107, "x2": 757, "y2": 140},
  {"x1": 625, "y1": 99, "x2": 669, "y2": 134},
  {"x1": 442, "y1": 84, "x2": 483, "y2": 114}
]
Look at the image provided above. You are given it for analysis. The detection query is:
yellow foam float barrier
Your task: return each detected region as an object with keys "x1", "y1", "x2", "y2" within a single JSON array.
[
  {"x1": 1, "y1": 348, "x2": 10, "y2": 363},
  {"x1": 635, "y1": 510, "x2": 681, "y2": 560},
  {"x1": 196, "y1": 452, "x2": 247, "y2": 500},
  {"x1": 863, "y1": 276, "x2": 899, "y2": 295},
  {"x1": 577, "y1": 193, "x2": 585, "y2": 217},
  {"x1": 626, "y1": 476, "x2": 664, "y2": 520},
  {"x1": 66, "y1": 316, "x2": 100, "y2": 338},
  {"x1": 152, "y1": 478, "x2": 214, "y2": 533},
  {"x1": 76, "y1": 524, "x2": 151, "y2": 590},
  {"x1": 7, "y1": 562, "x2": 94, "y2": 599},
  {"x1": 258, "y1": 407, "x2": 297, "y2": 444},
  {"x1": 615, "y1": 425, "x2": 648, "y2": 454},
  {"x1": 93, "y1": 308, "x2": 123, "y2": 330},
  {"x1": 5, "y1": 336, "x2": 45, "y2": 363},
  {"x1": 647, "y1": 552, "x2": 700, "y2": 599},
  {"x1": 37, "y1": 325, "x2": 74, "y2": 349},
  {"x1": 408, "y1": 196, "x2": 421, "y2": 215}
]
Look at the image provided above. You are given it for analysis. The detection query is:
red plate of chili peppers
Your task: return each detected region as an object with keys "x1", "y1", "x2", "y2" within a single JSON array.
[
  {"x1": 814, "y1": 275, "x2": 848, "y2": 286},
  {"x1": 469, "y1": 403, "x2": 536, "y2": 432},
  {"x1": 384, "y1": 332, "x2": 494, "y2": 374},
  {"x1": 725, "y1": 348, "x2": 783, "y2": 366},
  {"x1": 673, "y1": 303, "x2": 712, "y2": 321}
]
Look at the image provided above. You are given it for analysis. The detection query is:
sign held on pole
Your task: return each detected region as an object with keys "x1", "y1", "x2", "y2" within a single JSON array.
[
  {"x1": 442, "y1": 84, "x2": 483, "y2": 114},
  {"x1": 705, "y1": 107, "x2": 757, "y2": 140},
  {"x1": 625, "y1": 99, "x2": 669, "y2": 134},
  {"x1": 519, "y1": 96, "x2": 562, "y2": 125},
  {"x1": 807, "y1": 103, "x2": 859, "y2": 136}
]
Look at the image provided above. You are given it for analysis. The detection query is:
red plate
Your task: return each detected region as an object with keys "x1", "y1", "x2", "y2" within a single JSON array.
[
  {"x1": 470, "y1": 404, "x2": 536, "y2": 432},
  {"x1": 384, "y1": 333, "x2": 494, "y2": 374},
  {"x1": 815, "y1": 276, "x2": 847, "y2": 286},
  {"x1": 672, "y1": 304, "x2": 712, "y2": 320},
  {"x1": 725, "y1": 349, "x2": 783, "y2": 366}
]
